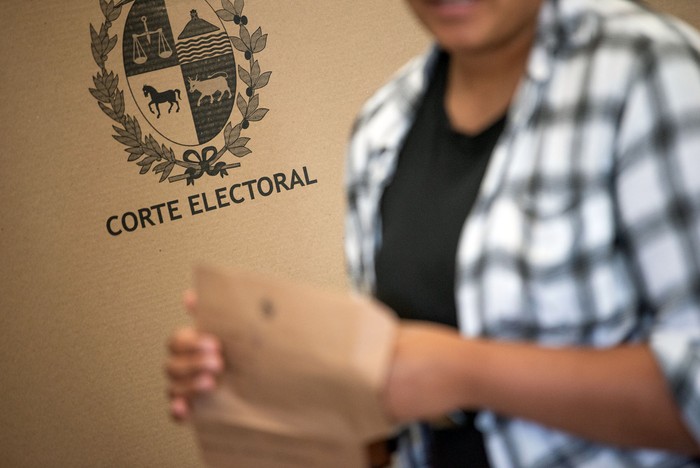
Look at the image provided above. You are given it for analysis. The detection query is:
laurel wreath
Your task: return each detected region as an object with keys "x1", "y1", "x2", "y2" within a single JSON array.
[{"x1": 89, "y1": 0, "x2": 271, "y2": 184}]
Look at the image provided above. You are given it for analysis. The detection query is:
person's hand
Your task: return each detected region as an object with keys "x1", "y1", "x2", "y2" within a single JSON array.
[
  {"x1": 165, "y1": 291, "x2": 224, "y2": 422},
  {"x1": 381, "y1": 321, "x2": 471, "y2": 424}
]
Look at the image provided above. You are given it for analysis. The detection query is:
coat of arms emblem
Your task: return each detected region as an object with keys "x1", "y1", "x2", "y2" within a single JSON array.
[{"x1": 90, "y1": 0, "x2": 271, "y2": 185}]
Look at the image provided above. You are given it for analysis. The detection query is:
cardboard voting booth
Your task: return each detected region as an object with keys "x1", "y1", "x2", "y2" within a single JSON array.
[{"x1": 0, "y1": 1, "x2": 427, "y2": 466}]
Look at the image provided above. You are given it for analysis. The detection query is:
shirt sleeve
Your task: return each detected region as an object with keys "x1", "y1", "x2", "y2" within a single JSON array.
[
  {"x1": 344, "y1": 119, "x2": 368, "y2": 293},
  {"x1": 614, "y1": 35, "x2": 700, "y2": 442}
]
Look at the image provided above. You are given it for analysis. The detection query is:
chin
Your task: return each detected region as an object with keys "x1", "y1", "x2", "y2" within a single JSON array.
[{"x1": 432, "y1": 29, "x2": 496, "y2": 54}]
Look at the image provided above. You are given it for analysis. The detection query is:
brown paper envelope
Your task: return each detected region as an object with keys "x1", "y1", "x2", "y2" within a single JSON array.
[{"x1": 190, "y1": 265, "x2": 398, "y2": 467}]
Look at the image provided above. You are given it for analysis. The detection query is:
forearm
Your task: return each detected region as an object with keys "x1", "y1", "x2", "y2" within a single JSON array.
[{"x1": 458, "y1": 340, "x2": 698, "y2": 454}]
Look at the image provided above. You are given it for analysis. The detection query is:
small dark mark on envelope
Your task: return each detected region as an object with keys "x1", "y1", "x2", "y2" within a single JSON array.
[{"x1": 261, "y1": 298, "x2": 275, "y2": 319}]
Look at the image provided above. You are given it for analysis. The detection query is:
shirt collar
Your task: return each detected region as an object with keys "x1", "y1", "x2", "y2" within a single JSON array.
[{"x1": 529, "y1": 0, "x2": 603, "y2": 83}]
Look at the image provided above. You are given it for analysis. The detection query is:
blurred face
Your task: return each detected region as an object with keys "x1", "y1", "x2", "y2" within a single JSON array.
[{"x1": 405, "y1": 0, "x2": 544, "y2": 56}]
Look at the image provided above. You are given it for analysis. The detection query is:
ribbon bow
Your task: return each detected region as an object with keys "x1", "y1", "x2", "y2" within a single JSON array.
[{"x1": 183, "y1": 146, "x2": 229, "y2": 186}]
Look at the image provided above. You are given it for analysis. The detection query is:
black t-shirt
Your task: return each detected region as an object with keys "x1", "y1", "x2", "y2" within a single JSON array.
[
  {"x1": 375, "y1": 52, "x2": 504, "y2": 467},
  {"x1": 376, "y1": 52, "x2": 505, "y2": 328}
]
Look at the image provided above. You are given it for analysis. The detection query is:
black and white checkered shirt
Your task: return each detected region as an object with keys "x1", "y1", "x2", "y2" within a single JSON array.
[{"x1": 345, "y1": 0, "x2": 700, "y2": 466}]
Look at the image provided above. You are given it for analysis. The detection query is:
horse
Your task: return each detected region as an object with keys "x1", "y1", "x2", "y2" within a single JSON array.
[{"x1": 142, "y1": 85, "x2": 181, "y2": 118}]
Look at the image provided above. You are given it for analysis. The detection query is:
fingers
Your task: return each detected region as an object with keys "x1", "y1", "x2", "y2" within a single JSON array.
[
  {"x1": 168, "y1": 371, "x2": 218, "y2": 400},
  {"x1": 168, "y1": 326, "x2": 219, "y2": 354},
  {"x1": 170, "y1": 396, "x2": 190, "y2": 422},
  {"x1": 166, "y1": 349, "x2": 223, "y2": 381},
  {"x1": 166, "y1": 326, "x2": 223, "y2": 422}
]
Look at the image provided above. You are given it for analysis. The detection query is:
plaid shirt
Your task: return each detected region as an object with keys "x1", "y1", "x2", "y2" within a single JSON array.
[{"x1": 345, "y1": 0, "x2": 700, "y2": 466}]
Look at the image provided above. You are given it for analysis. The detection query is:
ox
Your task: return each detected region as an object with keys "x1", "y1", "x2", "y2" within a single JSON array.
[{"x1": 187, "y1": 73, "x2": 232, "y2": 106}]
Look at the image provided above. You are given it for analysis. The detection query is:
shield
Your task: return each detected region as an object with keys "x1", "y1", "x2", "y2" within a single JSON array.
[{"x1": 123, "y1": 0, "x2": 237, "y2": 146}]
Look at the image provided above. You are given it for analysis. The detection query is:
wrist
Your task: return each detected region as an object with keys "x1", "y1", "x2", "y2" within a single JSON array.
[{"x1": 445, "y1": 336, "x2": 482, "y2": 411}]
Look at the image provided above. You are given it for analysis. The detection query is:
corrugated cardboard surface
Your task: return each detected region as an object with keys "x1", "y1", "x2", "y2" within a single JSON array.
[
  {"x1": 2, "y1": 1, "x2": 699, "y2": 467},
  {"x1": 0, "y1": 1, "x2": 427, "y2": 466}
]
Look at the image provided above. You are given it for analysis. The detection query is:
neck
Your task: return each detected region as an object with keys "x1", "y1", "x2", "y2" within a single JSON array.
[{"x1": 444, "y1": 23, "x2": 536, "y2": 134}]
